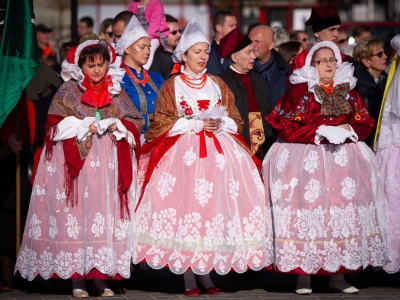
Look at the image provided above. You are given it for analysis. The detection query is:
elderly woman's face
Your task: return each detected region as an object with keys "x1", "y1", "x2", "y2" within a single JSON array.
[
  {"x1": 81, "y1": 55, "x2": 108, "y2": 84},
  {"x1": 312, "y1": 48, "x2": 337, "y2": 85},
  {"x1": 182, "y1": 42, "x2": 209, "y2": 75}
]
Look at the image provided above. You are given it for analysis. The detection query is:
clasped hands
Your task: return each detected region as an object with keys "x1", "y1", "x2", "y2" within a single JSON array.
[
  {"x1": 89, "y1": 122, "x2": 117, "y2": 134},
  {"x1": 203, "y1": 118, "x2": 222, "y2": 133}
]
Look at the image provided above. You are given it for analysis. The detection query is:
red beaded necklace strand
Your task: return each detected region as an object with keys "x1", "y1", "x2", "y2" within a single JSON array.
[
  {"x1": 124, "y1": 64, "x2": 149, "y2": 85},
  {"x1": 179, "y1": 73, "x2": 207, "y2": 89}
]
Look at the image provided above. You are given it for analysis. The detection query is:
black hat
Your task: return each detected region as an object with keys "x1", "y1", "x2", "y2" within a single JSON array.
[
  {"x1": 36, "y1": 24, "x2": 52, "y2": 33},
  {"x1": 305, "y1": 4, "x2": 341, "y2": 33}
]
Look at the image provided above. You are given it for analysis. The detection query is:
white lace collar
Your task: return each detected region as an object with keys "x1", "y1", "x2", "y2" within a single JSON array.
[
  {"x1": 180, "y1": 65, "x2": 207, "y2": 78},
  {"x1": 289, "y1": 41, "x2": 357, "y2": 103}
]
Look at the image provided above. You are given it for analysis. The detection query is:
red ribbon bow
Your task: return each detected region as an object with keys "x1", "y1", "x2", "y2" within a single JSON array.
[
  {"x1": 171, "y1": 62, "x2": 182, "y2": 75},
  {"x1": 196, "y1": 130, "x2": 223, "y2": 158}
]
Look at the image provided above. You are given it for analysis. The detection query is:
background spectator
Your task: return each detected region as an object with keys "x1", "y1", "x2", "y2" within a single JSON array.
[
  {"x1": 78, "y1": 16, "x2": 93, "y2": 37},
  {"x1": 272, "y1": 26, "x2": 290, "y2": 50},
  {"x1": 353, "y1": 25, "x2": 371, "y2": 43},
  {"x1": 98, "y1": 18, "x2": 113, "y2": 44},
  {"x1": 289, "y1": 30, "x2": 310, "y2": 49},
  {"x1": 206, "y1": 10, "x2": 237, "y2": 75},
  {"x1": 278, "y1": 41, "x2": 303, "y2": 65}
]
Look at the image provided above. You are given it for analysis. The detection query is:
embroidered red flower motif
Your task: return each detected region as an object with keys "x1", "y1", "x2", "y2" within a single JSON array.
[
  {"x1": 184, "y1": 107, "x2": 193, "y2": 115},
  {"x1": 180, "y1": 101, "x2": 187, "y2": 107}
]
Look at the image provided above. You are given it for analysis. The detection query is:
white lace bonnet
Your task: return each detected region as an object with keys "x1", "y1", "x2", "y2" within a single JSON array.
[
  {"x1": 172, "y1": 18, "x2": 210, "y2": 63},
  {"x1": 61, "y1": 37, "x2": 124, "y2": 95},
  {"x1": 290, "y1": 41, "x2": 357, "y2": 103},
  {"x1": 115, "y1": 15, "x2": 149, "y2": 56}
]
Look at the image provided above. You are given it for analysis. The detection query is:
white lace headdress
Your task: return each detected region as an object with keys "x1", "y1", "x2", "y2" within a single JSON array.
[
  {"x1": 172, "y1": 18, "x2": 210, "y2": 63},
  {"x1": 290, "y1": 41, "x2": 357, "y2": 103},
  {"x1": 375, "y1": 34, "x2": 400, "y2": 152},
  {"x1": 61, "y1": 37, "x2": 124, "y2": 95},
  {"x1": 115, "y1": 15, "x2": 149, "y2": 56}
]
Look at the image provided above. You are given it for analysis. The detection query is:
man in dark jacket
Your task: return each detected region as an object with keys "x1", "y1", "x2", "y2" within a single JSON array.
[
  {"x1": 218, "y1": 28, "x2": 275, "y2": 160},
  {"x1": 249, "y1": 25, "x2": 289, "y2": 106},
  {"x1": 206, "y1": 10, "x2": 236, "y2": 75},
  {"x1": 353, "y1": 36, "x2": 388, "y2": 146},
  {"x1": 149, "y1": 14, "x2": 180, "y2": 80}
]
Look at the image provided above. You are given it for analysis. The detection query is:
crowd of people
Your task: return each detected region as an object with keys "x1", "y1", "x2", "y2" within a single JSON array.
[{"x1": 1, "y1": 0, "x2": 400, "y2": 298}]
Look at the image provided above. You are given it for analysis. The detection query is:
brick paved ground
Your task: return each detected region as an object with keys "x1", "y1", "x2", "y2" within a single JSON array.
[{"x1": 0, "y1": 267, "x2": 399, "y2": 299}]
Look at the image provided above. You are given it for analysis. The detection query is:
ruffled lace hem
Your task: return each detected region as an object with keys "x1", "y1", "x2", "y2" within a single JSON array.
[
  {"x1": 132, "y1": 241, "x2": 274, "y2": 275},
  {"x1": 15, "y1": 245, "x2": 132, "y2": 281}
]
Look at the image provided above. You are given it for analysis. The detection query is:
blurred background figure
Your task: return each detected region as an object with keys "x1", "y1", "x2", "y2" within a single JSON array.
[
  {"x1": 340, "y1": 44, "x2": 354, "y2": 57},
  {"x1": 247, "y1": 22, "x2": 261, "y2": 35},
  {"x1": 206, "y1": 10, "x2": 237, "y2": 75},
  {"x1": 289, "y1": 30, "x2": 310, "y2": 49},
  {"x1": 78, "y1": 16, "x2": 93, "y2": 38},
  {"x1": 277, "y1": 41, "x2": 303, "y2": 65},
  {"x1": 36, "y1": 24, "x2": 61, "y2": 74},
  {"x1": 164, "y1": 14, "x2": 182, "y2": 53},
  {"x1": 98, "y1": 18, "x2": 113, "y2": 44},
  {"x1": 353, "y1": 25, "x2": 371, "y2": 44},
  {"x1": 337, "y1": 29, "x2": 349, "y2": 48},
  {"x1": 353, "y1": 36, "x2": 388, "y2": 146},
  {"x1": 111, "y1": 11, "x2": 134, "y2": 44},
  {"x1": 128, "y1": 0, "x2": 170, "y2": 70},
  {"x1": 272, "y1": 26, "x2": 289, "y2": 50},
  {"x1": 149, "y1": 14, "x2": 179, "y2": 79},
  {"x1": 249, "y1": 25, "x2": 289, "y2": 106}
]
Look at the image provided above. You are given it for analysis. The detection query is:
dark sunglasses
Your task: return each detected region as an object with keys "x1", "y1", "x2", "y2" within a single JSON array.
[
  {"x1": 368, "y1": 50, "x2": 385, "y2": 58},
  {"x1": 337, "y1": 39, "x2": 347, "y2": 44},
  {"x1": 105, "y1": 31, "x2": 113, "y2": 38},
  {"x1": 300, "y1": 38, "x2": 309, "y2": 42},
  {"x1": 170, "y1": 29, "x2": 183, "y2": 36}
]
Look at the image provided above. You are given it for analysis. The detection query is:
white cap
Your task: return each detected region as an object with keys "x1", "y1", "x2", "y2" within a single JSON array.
[
  {"x1": 115, "y1": 15, "x2": 149, "y2": 56},
  {"x1": 172, "y1": 18, "x2": 210, "y2": 63}
]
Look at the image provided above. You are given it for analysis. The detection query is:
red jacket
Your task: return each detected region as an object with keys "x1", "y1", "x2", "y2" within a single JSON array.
[{"x1": 266, "y1": 82, "x2": 374, "y2": 144}]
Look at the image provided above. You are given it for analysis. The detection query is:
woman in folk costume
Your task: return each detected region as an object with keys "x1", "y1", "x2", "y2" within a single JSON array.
[
  {"x1": 375, "y1": 34, "x2": 400, "y2": 273},
  {"x1": 132, "y1": 18, "x2": 273, "y2": 296},
  {"x1": 262, "y1": 41, "x2": 390, "y2": 295},
  {"x1": 15, "y1": 35, "x2": 144, "y2": 298},
  {"x1": 116, "y1": 15, "x2": 164, "y2": 145}
]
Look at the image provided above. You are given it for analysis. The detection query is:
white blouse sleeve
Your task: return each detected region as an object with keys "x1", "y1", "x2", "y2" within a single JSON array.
[
  {"x1": 218, "y1": 116, "x2": 238, "y2": 134},
  {"x1": 167, "y1": 118, "x2": 204, "y2": 136},
  {"x1": 54, "y1": 116, "x2": 97, "y2": 142}
]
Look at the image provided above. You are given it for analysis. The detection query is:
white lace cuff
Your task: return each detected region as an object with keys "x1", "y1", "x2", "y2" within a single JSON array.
[
  {"x1": 315, "y1": 124, "x2": 357, "y2": 145},
  {"x1": 347, "y1": 124, "x2": 358, "y2": 142},
  {"x1": 168, "y1": 118, "x2": 203, "y2": 136},
  {"x1": 314, "y1": 130, "x2": 325, "y2": 145},
  {"x1": 188, "y1": 119, "x2": 204, "y2": 133}
]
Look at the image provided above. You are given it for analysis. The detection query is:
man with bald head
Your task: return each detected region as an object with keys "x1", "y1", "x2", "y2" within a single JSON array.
[{"x1": 249, "y1": 25, "x2": 289, "y2": 106}]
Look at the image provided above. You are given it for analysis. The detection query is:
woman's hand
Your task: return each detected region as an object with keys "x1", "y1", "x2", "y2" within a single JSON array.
[
  {"x1": 8, "y1": 134, "x2": 23, "y2": 153},
  {"x1": 203, "y1": 118, "x2": 222, "y2": 132},
  {"x1": 338, "y1": 124, "x2": 351, "y2": 131},
  {"x1": 108, "y1": 122, "x2": 118, "y2": 133},
  {"x1": 89, "y1": 122, "x2": 98, "y2": 134}
]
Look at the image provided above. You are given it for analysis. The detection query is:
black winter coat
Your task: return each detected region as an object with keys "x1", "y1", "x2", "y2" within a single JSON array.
[
  {"x1": 206, "y1": 39, "x2": 230, "y2": 75},
  {"x1": 218, "y1": 68, "x2": 275, "y2": 160},
  {"x1": 356, "y1": 64, "x2": 387, "y2": 146},
  {"x1": 149, "y1": 47, "x2": 174, "y2": 80}
]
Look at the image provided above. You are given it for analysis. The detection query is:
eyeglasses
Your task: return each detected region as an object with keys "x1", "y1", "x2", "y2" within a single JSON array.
[
  {"x1": 170, "y1": 29, "x2": 183, "y2": 36},
  {"x1": 367, "y1": 51, "x2": 385, "y2": 58},
  {"x1": 112, "y1": 33, "x2": 122, "y2": 39},
  {"x1": 105, "y1": 31, "x2": 113, "y2": 37},
  {"x1": 337, "y1": 39, "x2": 347, "y2": 44},
  {"x1": 300, "y1": 38, "x2": 309, "y2": 42},
  {"x1": 312, "y1": 58, "x2": 338, "y2": 65}
]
